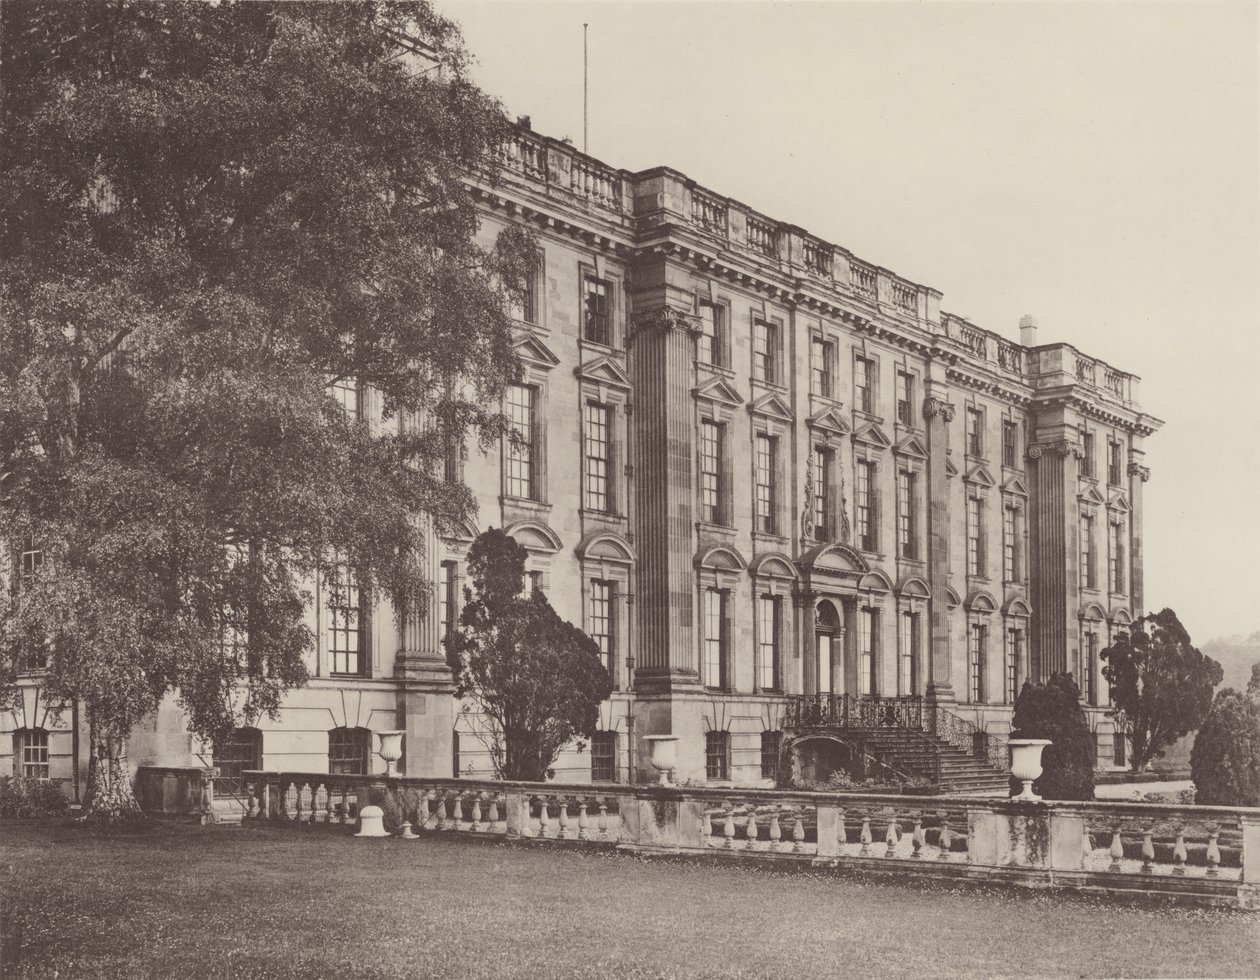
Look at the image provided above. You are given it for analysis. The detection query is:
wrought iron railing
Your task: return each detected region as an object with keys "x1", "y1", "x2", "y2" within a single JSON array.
[
  {"x1": 786, "y1": 694, "x2": 925, "y2": 730},
  {"x1": 928, "y1": 705, "x2": 1008, "y2": 772}
]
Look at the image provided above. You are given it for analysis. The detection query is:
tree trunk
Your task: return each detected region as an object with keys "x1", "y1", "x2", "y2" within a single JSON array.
[{"x1": 82, "y1": 725, "x2": 145, "y2": 824}]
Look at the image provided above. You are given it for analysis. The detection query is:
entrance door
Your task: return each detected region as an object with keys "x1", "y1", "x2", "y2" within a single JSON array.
[{"x1": 816, "y1": 600, "x2": 841, "y2": 695}]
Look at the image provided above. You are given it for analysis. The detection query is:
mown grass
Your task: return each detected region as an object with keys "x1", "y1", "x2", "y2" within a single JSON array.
[{"x1": 1, "y1": 819, "x2": 1256, "y2": 979}]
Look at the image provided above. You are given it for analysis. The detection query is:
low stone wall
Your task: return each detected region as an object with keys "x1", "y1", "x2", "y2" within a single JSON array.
[
  {"x1": 134, "y1": 766, "x2": 217, "y2": 824},
  {"x1": 233, "y1": 769, "x2": 1260, "y2": 910}
]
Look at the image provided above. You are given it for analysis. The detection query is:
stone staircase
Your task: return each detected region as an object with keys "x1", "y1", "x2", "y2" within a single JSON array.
[{"x1": 849, "y1": 726, "x2": 1010, "y2": 795}]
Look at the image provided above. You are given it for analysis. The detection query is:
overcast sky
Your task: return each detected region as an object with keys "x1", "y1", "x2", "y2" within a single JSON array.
[{"x1": 442, "y1": 0, "x2": 1260, "y2": 643}]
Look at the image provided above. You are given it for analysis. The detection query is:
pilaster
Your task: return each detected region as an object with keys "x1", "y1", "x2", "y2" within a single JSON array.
[
  {"x1": 923, "y1": 389, "x2": 956, "y2": 703},
  {"x1": 1127, "y1": 454, "x2": 1150, "y2": 615},
  {"x1": 1027, "y1": 439, "x2": 1082, "y2": 679}
]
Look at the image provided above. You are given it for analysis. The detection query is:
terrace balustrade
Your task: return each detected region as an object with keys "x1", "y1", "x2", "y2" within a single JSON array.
[{"x1": 135, "y1": 766, "x2": 1260, "y2": 908}]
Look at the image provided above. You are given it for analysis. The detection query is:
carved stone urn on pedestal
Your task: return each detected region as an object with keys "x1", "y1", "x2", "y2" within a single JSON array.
[
  {"x1": 644, "y1": 735, "x2": 680, "y2": 786},
  {"x1": 376, "y1": 730, "x2": 405, "y2": 777},
  {"x1": 1008, "y1": 738, "x2": 1052, "y2": 801}
]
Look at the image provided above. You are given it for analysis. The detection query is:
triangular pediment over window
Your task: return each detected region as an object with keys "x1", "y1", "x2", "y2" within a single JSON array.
[
  {"x1": 945, "y1": 454, "x2": 959, "y2": 479},
  {"x1": 806, "y1": 407, "x2": 852, "y2": 436},
  {"x1": 852, "y1": 421, "x2": 892, "y2": 449},
  {"x1": 574, "y1": 354, "x2": 631, "y2": 391},
  {"x1": 692, "y1": 375, "x2": 744, "y2": 408},
  {"x1": 1078, "y1": 485, "x2": 1107, "y2": 506},
  {"x1": 748, "y1": 391, "x2": 794, "y2": 422},
  {"x1": 964, "y1": 462, "x2": 997, "y2": 487},
  {"x1": 893, "y1": 434, "x2": 928, "y2": 460},
  {"x1": 513, "y1": 334, "x2": 560, "y2": 369},
  {"x1": 1002, "y1": 474, "x2": 1030, "y2": 498},
  {"x1": 1108, "y1": 490, "x2": 1131, "y2": 513}
]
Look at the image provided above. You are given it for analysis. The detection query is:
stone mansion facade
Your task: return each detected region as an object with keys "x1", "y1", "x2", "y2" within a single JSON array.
[{"x1": 3, "y1": 123, "x2": 1161, "y2": 796}]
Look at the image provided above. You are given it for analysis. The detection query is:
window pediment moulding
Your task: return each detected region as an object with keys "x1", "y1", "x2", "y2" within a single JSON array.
[
  {"x1": 806, "y1": 407, "x2": 852, "y2": 437},
  {"x1": 512, "y1": 334, "x2": 560, "y2": 372},
  {"x1": 1002, "y1": 474, "x2": 1030, "y2": 498},
  {"x1": 574, "y1": 354, "x2": 631, "y2": 395},
  {"x1": 748, "y1": 391, "x2": 794, "y2": 424},
  {"x1": 893, "y1": 434, "x2": 928, "y2": 460},
  {"x1": 964, "y1": 462, "x2": 997, "y2": 488},
  {"x1": 852, "y1": 421, "x2": 892, "y2": 450},
  {"x1": 1003, "y1": 596, "x2": 1033, "y2": 619}
]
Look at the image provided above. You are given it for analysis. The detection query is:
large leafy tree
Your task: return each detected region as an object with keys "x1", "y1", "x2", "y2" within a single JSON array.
[
  {"x1": 0, "y1": 1, "x2": 532, "y2": 821},
  {"x1": 1190, "y1": 665, "x2": 1260, "y2": 806},
  {"x1": 447, "y1": 529, "x2": 613, "y2": 781},
  {"x1": 1009, "y1": 672, "x2": 1096, "y2": 801},
  {"x1": 1101, "y1": 608, "x2": 1222, "y2": 774}
]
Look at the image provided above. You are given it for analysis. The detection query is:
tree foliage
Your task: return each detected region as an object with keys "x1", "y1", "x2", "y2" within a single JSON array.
[
  {"x1": 1009, "y1": 672, "x2": 1096, "y2": 801},
  {"x1": 1100, "y1": 608, "x2": 1222, "y2": 773},
  {"x1": 0, "y1": 1, "x2": 531, "y2": 820},
  {"x1": 447, "y1": 529, "x2": 613, "y2": 782},
  {"x1": 1190, "y1": 665, "x2": 1260, "y2": 806}
]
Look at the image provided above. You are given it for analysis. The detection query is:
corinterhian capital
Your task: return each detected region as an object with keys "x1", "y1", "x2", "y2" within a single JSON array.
[
  {"x1": 630, "y1": 307, "x2": 701, "y2": 337},
  {"x1": 922, "y1": 396, "x2": 957, "y2": 423},
  {"x1": 1127, "y1": 461, "x2": 1151, "y2": 482}
]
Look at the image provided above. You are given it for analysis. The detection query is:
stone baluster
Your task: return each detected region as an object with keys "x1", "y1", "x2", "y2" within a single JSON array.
[
  {"x1": 278, "y1": 779, "x2": 292, "y2": 821},
  {"x1": 1172, "y1": 826, "x2": 1187, "y2": 876},
  {"x1": 470, "y1": 793, "x2": 483, "y2": 832},
  {"x1": 1140, "y1": 825, "x2": 1155, "y2": 874},
  {"x1": 769, "y1": 811, "x2": 782, "y2": 849},
  {"x1": 792, "y1": 814, "x2": 805, "y2": 853},
  {"x1": 745, "y1": 808, "x2": 758, "y2": 849},
  {"x1": 836, "y1": 810, "x2": 847, "y2": 850},
  {"x1": 884, "y1": 817, "x2": 898, "y2": 858},
  {"x1": 1082, "y1": 825, "x2": 1092, "y2": 860},
  {"x1": 558, "y1": 798, "x2": 571, "y2": 840},
  {"x1": 415, "y1": 789, "x2": 430, "y2": 831},
  {"x1": 1206, "y1": 827, "x2": 1221, "y2": 878},
  {"x1": 938, "y1": 820, "x2": 952, "y2": 861},
  {"x1": 702, "y1": 809, "x2": 713, "y2": 844},
  {"x1": 912, "y1": 816, "x2": 925, "y2": 859},
  {"x1": 1109, "y1": 824, "x2": 1124, "y2": 873},
  {"x1": 537, "y1": 796, "x2": 551, "y2": 839},
  {"x1": 724, "y1": 806, "x2": 736, "y2": 849},
  {"x1": 860, "y1": 816, "x2": 873, "y2": 856},
  {"x1": 577, "y1": 800, "x2": 590, "y2": 841},
  {"x1": 312, "y1": 781, "x2": 326, "y2": 824},
  {"x1": 441, "y1": 791, "x2": 454, "y2": 830},
  {"x1": 245, "y1": 781, "x2": 258, "y2": 819},
  {"x1": 598, "y1": 801, "x2": 610, "y2": 841}
]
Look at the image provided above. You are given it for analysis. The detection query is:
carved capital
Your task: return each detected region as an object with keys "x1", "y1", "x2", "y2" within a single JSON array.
[
  {"x1": 923, "y1": 396, "x2": 957, "y2": 424},
  {"x1": 1026, "y1": 440, "x2": 1085, "y2": 461},
  {"x1": 1127, "y1": 461, "x2": 1151, "y2": 482},
  {"x1": 792, "y1": 587, "x2": 818, "y2": 609},
  {"x1": 630, "y1": 307, "x2": 701, "y2": 338}
]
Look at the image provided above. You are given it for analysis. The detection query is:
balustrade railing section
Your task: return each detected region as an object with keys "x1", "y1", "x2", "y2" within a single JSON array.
[
  {"x1": 850, "y1": 260, "x2": 877, "y2": 301},
  {"x1": 890, "y1": 280, "x2": 917, "y2": 314},
  {"x1": 745, "y1": 216, "x2": 778, "y2": 258},
  {"x1": 691, "y1": 189, "x2": 728, "y2": 236},
  {"x1": 786, "y1": 694, "x2": 924, "y2": 730},
  {"x1": 569, "y1": 158, "x2": 621, "y2": 209}
]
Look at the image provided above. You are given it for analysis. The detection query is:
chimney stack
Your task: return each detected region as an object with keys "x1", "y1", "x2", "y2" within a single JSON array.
[{"x1": 1019, "y1": 314, "x2": 1038, "y2": 347}]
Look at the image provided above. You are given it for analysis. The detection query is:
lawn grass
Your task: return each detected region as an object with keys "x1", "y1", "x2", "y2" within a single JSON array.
[{"x1": 1, "y1": 819, "x2": 1257, "y2": 979}]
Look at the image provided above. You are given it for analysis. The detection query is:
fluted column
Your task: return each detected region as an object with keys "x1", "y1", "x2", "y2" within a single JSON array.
[
  {"x1": 923, "y1": 393, "x2": 956, "y2": 703},
  {"x1": 1127, "y1": 457, "x2": 1150, "y2": 616},
  {"x1": 1026, "y1": 439, "x2": 1082, "y2": 680},
  {"x1": 630, "y1": 306, "x2": 702, "y2": 692}
]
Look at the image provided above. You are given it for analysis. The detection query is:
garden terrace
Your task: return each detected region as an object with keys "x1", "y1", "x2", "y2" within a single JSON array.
[{"x1": 136, "y1": 767, "x2": 1260, "y2": 910}]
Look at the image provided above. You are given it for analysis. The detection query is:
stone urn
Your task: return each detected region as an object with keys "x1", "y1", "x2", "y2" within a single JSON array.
[
  {"x1": 376, "y1": 730, "x2": 405, "y2": 777},
  {"x1": 644, "y1": 735, "x2": 680, "y2": 786},
  {"x1": 354, "y1": 804, "x2": 390, "y2": 837},
  {"x1": 1009, "y1": 738, "x2": 1052, "y2": 801}
]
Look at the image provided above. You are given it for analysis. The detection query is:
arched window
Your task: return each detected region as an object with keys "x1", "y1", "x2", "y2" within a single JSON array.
[
  {"x1": 328, "y1": 727, "x2": 372, "y2": 775},
  {"x1": 13, "y1": 728, "x2": 49, "y2": 780},
  {"x1": 214, "y1": 727, "x2": 261, "y2": 797}
]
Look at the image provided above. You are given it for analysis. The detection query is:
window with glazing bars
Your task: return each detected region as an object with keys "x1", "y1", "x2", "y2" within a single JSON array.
[
  {"x1": 1005, "y1": 628, "x2": 1020, "y2": 703},
  {"x1": 1003, "y1": 420, "x2": 1019, "y2": 468},
  {"x1": 1083, "y1": 631, "x2": 1098, "y2": 704},
  {"x1": 17, "y1": 536, "x2": 48, "y2": 669},
  {"x1": 438, "y1": 561, "x2": 457, "y2": 649},
  {"x1": 330, "y1": 378, "x2": 359, "y2": 420},
  {"x1": 1108, "y1": 440, "x2": 1123, "y2": 486},
  {"x1": 854, "y1": 356, "x2": 874, "y2": 414},
  {"x1": 754, "y1": 434, "x2": 776, "y2": 534},
  {"x1": 1081, "y1": 431, "x2": 1096, "y2": 478},
  {"x1": 966, "y1": 497, "x2": 985, "y2": 578},
  {"x1": 699, "y1": 420, "x2": 722, "y2": 524},
  {"x1": 1080, "y1": 514, "x2": 1096, "y2": 589},
  {"x1": 1110, "y1": 523, "x2": 1125, "y2": 593},
  {"x1": 591, "y1": 731, "x2": 617, "y2": 782},
  {"x1": 899, "y1": 612, "x2": 917, "y2": 696},
  {"x1": 969, "y1": 623, "x2": 986, "y2": 702},
  {"x1": 505, "y1": 384, "x2": 535, "y2": 499},
  {"x1": 521, "y1": 257, "x2": 540, "y2": 324},
  {"x1": 705, "y1": 730, "x2": 729, "y2": 781},
  {"x1": 757, "y1": 595, "x2": 779, "y2": 691},
  {"x1": 697, "y1": 302, "x2": 720, "y2": 365},
  {"x1": 813, "y1": 446, "x2": 831, "y2": 539},
  {"x1": 856, "y1": 460, "x2": 877, "y2": 552},
  {"x1": 325, "y1": 558, "x2": 364, "y2": 676},
  {"x1": 584, "y1": 276, "x2": 610, "y2": 345},
  {"x1": 452, "y1": 731, "x2": 461, "y2": 778},
  {"x1": 703, "y1": 588, "x2": 726, "y2": 690},
  {"x1": 1003, "y1": 507, "x2": 1018, "y2": 582},
  {"x1": 760, "y1": 731, "x2": 781, "y2": 781},
  {"x1": 895, "y1": 371, "x2": 914, "y2": 426},
  {"x1": 858, "y1": 607, "x2": 876, "y2": 695},
  {"x1": 810, "y1": 338, "x2": 832, "y2": 397},
  {"x1": 589, "y1": 580, "x2": 614, "y2": 679},
  {"x1": 753, "y1": 319, "x2": 776, "y2": 382},
  {"x1": 328, "y1": 727, "x2": 371, "y2": 775},
  {"x1": 214, "y1": 728, "x2": 260, "y2": 796},
  {"x1": 584, "y1": 402, "x2": 611, "y2": 512},
  {"x1": 966, "y1": 408, "x2": 984, "y2": 456},
  {"x1": 897, "y1": 470, "x2": 916, "y2": 559},
  {"x1": 17, "y1": 728, "x2": 49, "y2": 779}
]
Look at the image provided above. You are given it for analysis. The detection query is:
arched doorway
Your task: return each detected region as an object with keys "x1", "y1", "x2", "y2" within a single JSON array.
[{"x1": 816, "y1": 600, "x2": 841, "y2": 695}]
